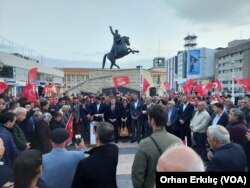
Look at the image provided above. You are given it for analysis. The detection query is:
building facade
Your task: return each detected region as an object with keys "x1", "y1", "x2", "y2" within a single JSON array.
[
  {"x1": 165, "y1": 55, "x2": 178, "y2": 91},
  {"x1": 0, "y1": 37, "x2": 64, "y2": 97},
  {"x1": 215, "y1": 39, "x2": 250, "y2": 96}
]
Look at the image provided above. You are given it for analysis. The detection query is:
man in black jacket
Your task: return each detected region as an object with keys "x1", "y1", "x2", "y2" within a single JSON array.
[{"x1": 71, "y1": 122, "x2": 118, "y2": 188}]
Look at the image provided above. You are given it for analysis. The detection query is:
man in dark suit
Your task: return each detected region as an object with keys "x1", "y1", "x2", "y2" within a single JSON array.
[
  {"x1": 179, "y1": 95, "x2": 194, "y2": 147},
  {"x1": 141, "y1": 97, "x2": 153, "y2": 138},
  {"x1": 106, "y1": 97, "x2": 121, "y2": 143},
  {"x1": 71, "y1": 122, "x2": 118, "y2": 188},
  {"x1": 90, "y1": 96, "x2": 106, "y2": 119},
  {"x1": 130, "y1": 94, "x2": 143, "y2": 143},
  {"x1": 206, "y1": 125, "x2": 246, "y2": 171},
  {"x1": 166, "y1": 101, "x2": 180, "y2": 138},
  {"x1": 210, "y1": 102, "x2": 228, "y2": 127}
]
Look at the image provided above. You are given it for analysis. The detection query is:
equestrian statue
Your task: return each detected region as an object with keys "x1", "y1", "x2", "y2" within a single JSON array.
[{"x1": 102, "y1": 26, "x2": 139, "y2": 69}]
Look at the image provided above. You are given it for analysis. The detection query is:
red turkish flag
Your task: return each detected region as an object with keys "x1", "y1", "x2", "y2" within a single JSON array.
[
  {"x1": 22, "y1": 83, "x2": 37, "y2": 102},
  {"x1": 28, "y1": 68, "x2": 38, "y2": 85},
  {"x1": 163, "y1": 81, "x2": 170, "y2": 90},
  {"x1": 214, "y1": 93, "x2": 224, "y2": 103},
  {"x1": 142, "y1": 78, "x2": 150, "y2": 93},
  {"x1": 112, "y1": 76, "x2": 130, "y2": 88},
  {"x1": 0, "y1": 82, "x2": 8, "y2": 94},
  {"x1": 195, "y1": 84, "x2": 208, "y2": 97},
  {"x1": 212, "y1": 79, "x2": 223, "y2": 91},
  {"x1": 183, "y1": 79, "x2": 196, "y2": 94},
  {"x1": 203, "y1": 82, "x2": 214, "y2": 90},
  {"x1": 65, "y1": 113, "x2": 74, "y2": 145},
  {"x1": 235, "y1": 78, "x2": 250, "y2": 92}
]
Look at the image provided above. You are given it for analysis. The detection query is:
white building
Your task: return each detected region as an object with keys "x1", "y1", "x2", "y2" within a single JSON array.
[
  {"x1": 174, "y1": 48, "x2": 215, "y2": 90},
  {"x1": 0, "y1": 37, "x2": 64, "y2": 97}
]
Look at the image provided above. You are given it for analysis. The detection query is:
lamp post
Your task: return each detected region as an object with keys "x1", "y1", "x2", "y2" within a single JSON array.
[{"x1": 231, "y1": 61, "x2": 235, "y2": 104}]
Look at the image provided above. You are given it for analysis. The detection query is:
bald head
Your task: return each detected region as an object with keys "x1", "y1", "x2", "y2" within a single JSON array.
[{"x1": 157, "y1": 145, "x2": 204, "y2": 172}]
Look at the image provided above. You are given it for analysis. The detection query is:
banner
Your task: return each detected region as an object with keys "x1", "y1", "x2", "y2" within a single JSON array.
[
  {"x1": 65, "y1": 113, "x2": 74, "y2": 145},
  {"x1": 187, "y1": 50, "x2": 200, "y2": 76},
  {"x1": 235, "y1": 78, "x2": 250, "y2": 92},
  {"x1": 163, "y1": 81, "x2": 170, "y2": 90},
  {"x1": 142, "y1": 78, "x2": 150, "y2": 93},
  {"x1": 0, "y1": 82, "x2": 8, "y2": 94},
  {"x1": 112, "y1": 76, "x2": 130, "y2": 88}
]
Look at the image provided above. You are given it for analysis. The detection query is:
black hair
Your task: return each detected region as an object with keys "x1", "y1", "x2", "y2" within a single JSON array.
[
  {"x1": 0, "y1": 112, "x2": 16, "y2": 124},
  {"x1": 147, "y1": 105, "x2": 167, "y2": 127},
  {"x1": 96, "y1": 122, "x2": 114, "y2": 144},
  {"x1": 213, "y1": 102, "x2": 224, "y2": 110},
  {"x1": 40, "y1": 101, "x2": 49, "y2": 108},
  {"x1": 13, "y1": 149, "x2": 42, "y2": 188}
]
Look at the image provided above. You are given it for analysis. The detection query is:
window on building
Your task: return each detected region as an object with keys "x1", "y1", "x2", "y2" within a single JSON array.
[
  {"x1": 86, "y1": 75, "x2": 89, "y2": 80},
  {"x1": 67, "y1": 76, "x2": 71, "y2": 81}
]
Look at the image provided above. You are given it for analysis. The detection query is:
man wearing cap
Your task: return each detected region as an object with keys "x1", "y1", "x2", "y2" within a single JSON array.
[{"x1": 40, "y1": 128, "x2": 85, "y2": 188}]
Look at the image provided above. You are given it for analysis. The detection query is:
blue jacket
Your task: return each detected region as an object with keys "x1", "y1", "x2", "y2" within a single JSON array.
[
  {"x1": 40, "y1": 148, "x2": 84, "y2": 188},
  {"x1": 167, "y1": 107, "x2": 180, "y2": 130},
  {"x1": 0, "y1": 124, "x2": 19, "y2": 167},
  {"x1": 206, "y1": 143, "x2": 246, "y2": 172}
]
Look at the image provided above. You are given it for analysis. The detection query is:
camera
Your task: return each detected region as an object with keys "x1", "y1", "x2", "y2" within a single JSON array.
[{"x1": 75, "y1": 134, "x2": 82, "y2": 145}]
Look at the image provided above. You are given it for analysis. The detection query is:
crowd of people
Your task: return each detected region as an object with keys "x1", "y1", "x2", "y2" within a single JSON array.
[{"x1": 0, "y1": 90, "x2": 250, "y2": 187}]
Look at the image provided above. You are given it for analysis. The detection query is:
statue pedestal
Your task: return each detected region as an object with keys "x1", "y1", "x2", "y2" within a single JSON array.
[{"x1": 67, "y1": 68, "x2": 153, "y2": 95}]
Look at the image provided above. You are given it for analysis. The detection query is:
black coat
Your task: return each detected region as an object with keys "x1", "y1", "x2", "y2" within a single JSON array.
[
  {"x1": 179, "y1": 103, "x2": 194, "y2": 125},
  {"x1": 206, "y1": 143, "x2": 246, "y2": 172},
  {"x1": 209, "y1": 112, "x2": 229, "y2": 127},
  {"x1": 71, "y1": 144, "x2": 119, "y2": 188}
]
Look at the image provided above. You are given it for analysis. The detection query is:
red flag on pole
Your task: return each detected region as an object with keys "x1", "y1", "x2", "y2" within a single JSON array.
[
  {"x1": 142, "y1": 78, "x2": 150, "y2": 93},
  {"x1": 22, "y1": 83, "x2": 37, "y2": 102},
  {"x1": 28, "y1": 68, "x2": 38, "y2": 85},
  {"x1": 214, "y1": 93, "x2": 224, "y2": 103},
  {"x1": 163, "y1": 81, "x2": 170, "y2": 90},
  {"x1": 0, "y1": 82, "x2": 8, "y2": 94},
  {"x1": 112, "y1": 76, "x2": 130, "y2": 88},
  {"x1": 235, "y1": 78, "x2": 250, "y2": 92},
  {"x1": 65, "y1": 113, "x2": 74, "y2": 145}
]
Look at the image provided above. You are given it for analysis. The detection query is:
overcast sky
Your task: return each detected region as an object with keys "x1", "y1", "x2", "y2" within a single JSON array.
[{"x1": 0, "y1": 0, "x2": 250, "y2": 69}]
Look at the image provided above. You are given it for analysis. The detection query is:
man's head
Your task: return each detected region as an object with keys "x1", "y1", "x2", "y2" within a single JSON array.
[
  {"x1": 228, "y1": 108, "x2": 244, "y2": 123},
  {"x1": 241, "y1": 97, "x2": 250, "y2": 109},
  {"x1": 207, "y1": 125, "x2": 230, "y2": 150},
  {"x1": 157, "y1": 144, "x2": 204, "y2": 172},
  {"x1": 197, "y1": 101, "x2": 206, "y2": 112},
  {"x1": 167, "y1": 101, "x2": 175, "y2": 109},
  {"x1": 115, "y1": 29, "x2": 118, "y2": 34},
  {"x1": 110, "y1": 97, "x2": 116, "y2": 105},
  {"x1": 145, "y1": 97, "x2": 152, "y2": 105},
  {"x1": 13, "y1": 107, "x2": 27, "y2": 122},
  {"x1": 212, "y1": 103, "x2": 224, "y2": 114},
  {"x1": 182, "y1": 95, "x2": 188, "y2": 104},
  {"x1": 96, "y1": 122, "x2": 114, "y2": 145},
  {"x1": 148, "y1": 105, "x2": 167, "y2": 129},
  {"x1": 40, "y1": 101, "x2": 49, "y2": 111},
  {"x1": 51, "y1": 128, "x2": 69, "y2": 147},
  {"x1": 0, "y1": 97, "x2": 5, "y2": 112},
  {"x1": 0, "y1": 112, "x2": 17, "y2": 129}
]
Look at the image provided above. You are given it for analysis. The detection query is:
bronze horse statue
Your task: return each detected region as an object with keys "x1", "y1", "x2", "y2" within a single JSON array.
[{"x1": 102, "y1": 36, "x2": 139, "y2": 69}]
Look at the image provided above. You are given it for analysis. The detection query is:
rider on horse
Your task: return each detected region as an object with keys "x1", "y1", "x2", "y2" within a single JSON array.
[{"x1": 109, "y1": 26, "x2": 121, "y2": 57}]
